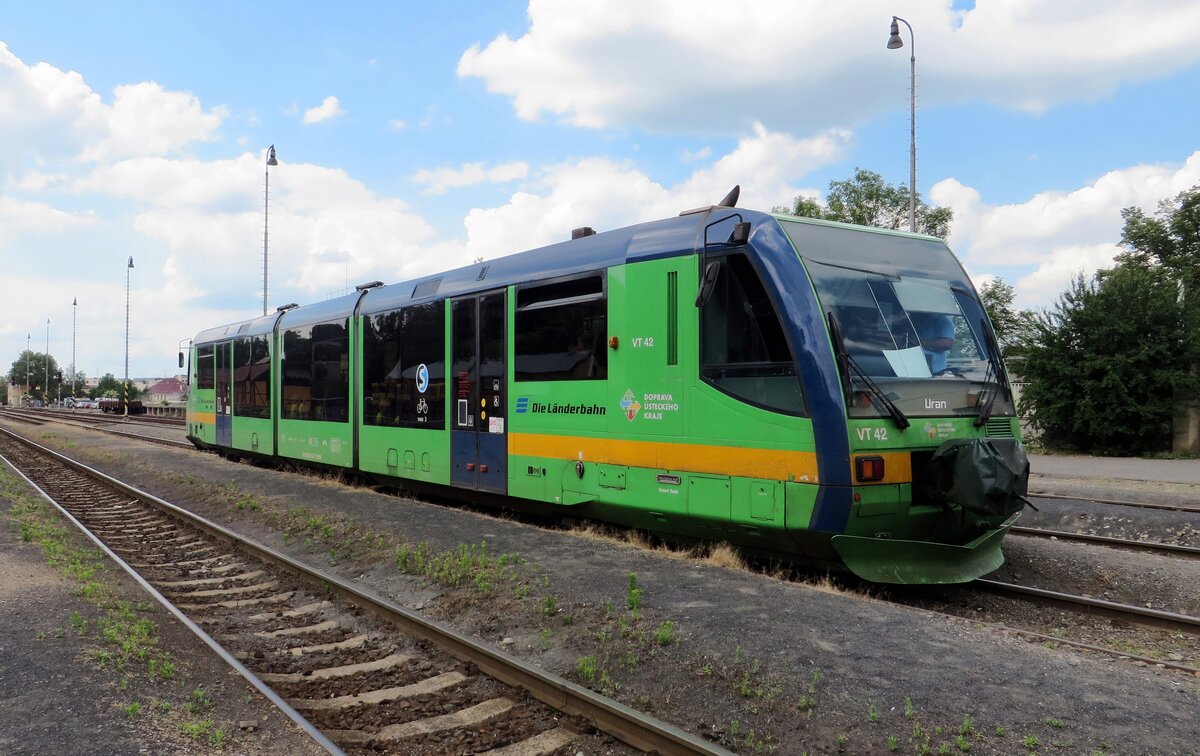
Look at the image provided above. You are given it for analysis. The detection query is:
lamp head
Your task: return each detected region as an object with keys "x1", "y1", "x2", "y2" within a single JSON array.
[
  {"x1": 267, "y1": 144, "x2": 278, "y2": 166},
  {"x1": 887, "y1": 18, "x2": 904, "y2": 49},
  {"x1": 128, "y1": 256, "x2": 135, "y2": 269}
]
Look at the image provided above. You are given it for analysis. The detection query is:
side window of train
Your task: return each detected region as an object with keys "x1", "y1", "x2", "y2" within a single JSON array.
[
  {"x1": 233, "y1": 335, "x2": 271, "y2": 418},
  {"x1": 515, "y1": 273, "x2": 607, "y2": 381},
  {"x1": 196, "y1": 344, "x2": 214, "y2": 390},
  {"x1": 361, "y1": 302, "x2": 446, "y2": 429},
  {"x1": 700, "y1": 252, "x2": 806, "y2": 415},
  {"x1": 281, "y1": 319, "x2": 349, "y2": 422}
]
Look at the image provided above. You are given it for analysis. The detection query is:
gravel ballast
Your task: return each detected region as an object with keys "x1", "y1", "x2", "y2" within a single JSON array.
[{"x1": 8, "y1": 420, "x2": 1198, "y2": 754}]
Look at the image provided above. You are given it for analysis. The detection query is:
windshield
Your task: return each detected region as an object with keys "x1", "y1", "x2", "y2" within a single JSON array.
[{"x1": 780, "y1": 220, "x2": 1013, "y2": 420}]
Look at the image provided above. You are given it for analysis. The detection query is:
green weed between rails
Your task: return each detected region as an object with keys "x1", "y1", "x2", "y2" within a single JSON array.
[
  {"x1": 654, "y1": 620, "x2": 676, "y2": 646},
  {"x1": 0, "y1": 469, "x2": 235, "y2": 751},
  {"x1": 626, "y1": 572, "x2": 641, "y2": 613},
  {"x1": 180, "y1": 718, "x2": 226, "y2": 747},
  {"x1": 234, "y1": 494, "x2": 260, "y2": 511},
  {"x1": 266, "y1": 502, "x2": 396, "y2": 565},
  {"x1": 576, "y1": 654, "x2": 598, "y2": 682},
  {"x1": 394, "y1": 539, "x2": 527, "y2": 594}
]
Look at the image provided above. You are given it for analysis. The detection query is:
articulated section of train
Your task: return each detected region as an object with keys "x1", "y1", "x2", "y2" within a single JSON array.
[{"x1": 186, "y1": 199, "x2": 1028, "y2": 584}]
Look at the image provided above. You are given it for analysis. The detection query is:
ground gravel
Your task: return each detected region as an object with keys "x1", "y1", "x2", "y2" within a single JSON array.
[
  {"x1": 8, "y1": 418, "x2": 1199, "y2": 755},
  {"x1": 0, "y1": 465, "x2": 328, "y2": 755}
]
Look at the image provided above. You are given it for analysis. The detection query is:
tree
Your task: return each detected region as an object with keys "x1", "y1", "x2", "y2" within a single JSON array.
[
  {"x1": 90, "y1": 373, "x2": 116, "y2": 398},
  {"x1": 64, "y1": 370, "x2": 88, "y2": 399},
  {"x1": 90, "y1": 372, "x2": 141, "y2": 401},
  {"x1": 978, "y1": 278, "x2": 1037, "y2": 358},
  {"x1": 775, "y1": 167, "x2": 953, "y2": 238},
  {"x1": 8, "y1": 351, "x2": 62, "y2": 402},
  {"x1": 1019, "y1": 262, "x2": 1197, "y2": 455},
  {"x1": 1120, "y1": 186, "x2": 1200, "y2": 294},
  {"x1": 1118, "y1": 185, "x2": 1200, "y2": 454}
]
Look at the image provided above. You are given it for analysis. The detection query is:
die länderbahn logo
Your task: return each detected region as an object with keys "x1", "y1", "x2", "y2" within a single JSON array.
[{"x1": 516, "y1": 396, "x2": 605, "y2": 415}]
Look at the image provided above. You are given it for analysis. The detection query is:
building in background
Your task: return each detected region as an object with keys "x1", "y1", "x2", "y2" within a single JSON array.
[{"x1": 143, "y1": 376, "x2": 188, "y2": 405}]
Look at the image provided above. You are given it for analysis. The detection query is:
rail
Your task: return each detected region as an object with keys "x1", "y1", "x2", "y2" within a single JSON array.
[
  {"x1": 971, "y1": 578, "x2": 1200, "y2": 637},
  {"x1": 1008, "y1": 526, "x2": 1200, "y2": 558}
]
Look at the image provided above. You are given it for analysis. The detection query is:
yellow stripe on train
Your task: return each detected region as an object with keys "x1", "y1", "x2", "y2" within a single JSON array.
[{"x1": 509, "y1": 432, "x2": 820, "y2": 483}]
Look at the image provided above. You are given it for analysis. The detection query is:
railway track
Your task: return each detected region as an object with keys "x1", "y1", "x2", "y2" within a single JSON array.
[
  {"x1": 876, "y1": 578, "x2": 1200, "y2": 675},
  {"x1": 970, "y1": 578, "x2": 1200, "y2": 638},
  {"x1": 0, "y1": 408, "x2": 193, "y2": 450},
  {"x1": 1029, "y1": 490, "x2": 1199, "y2": 514},
  {"x1": 1008, "y1": 525, "x2": 1200, "y2": 558},
  {"x1": 0, "y1": 427, "x2": 724, "y2": 755}
]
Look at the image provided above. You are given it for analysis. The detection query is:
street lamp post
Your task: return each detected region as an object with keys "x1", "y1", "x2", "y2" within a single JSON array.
[
  {"x1": 125, "y1": 256, "x2": 134, "y2": 418},
  {"x1": 45, "y1": 318, "x2": 50, "y2": 405},
  {"x1": 25, "y1": 333, "x2": 30, "y2": 395},
  {"x1": 263, "y1": 144, "x2": 278, "y2": 316},
  {"x1": 887, "y1": 15, "x2": 917, "y2": 233},
  {"x1": 72, "y1": 297, "x2": 77, "y2": 410}
]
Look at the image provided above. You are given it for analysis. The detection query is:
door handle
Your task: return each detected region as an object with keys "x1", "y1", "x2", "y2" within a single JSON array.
[
  {"x1": 466, "y1": 462, "x2": 475, "y2": 471},
  {"x1": 480, "y1": 464, "x2": 488, "y2": 473}
]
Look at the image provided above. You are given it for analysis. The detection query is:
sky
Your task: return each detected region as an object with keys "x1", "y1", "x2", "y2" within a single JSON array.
[{"x1": 2, "y1": 1, "x2": 1199, "y2": 382}]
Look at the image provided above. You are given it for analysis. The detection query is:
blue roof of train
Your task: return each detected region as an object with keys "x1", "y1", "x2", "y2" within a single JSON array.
[
  {"x1": 194, "y1": 207, "x2": 765, "y2": 343},
  {"x1": 358, "y1": 211, "x2": 732, "y2": 316}
]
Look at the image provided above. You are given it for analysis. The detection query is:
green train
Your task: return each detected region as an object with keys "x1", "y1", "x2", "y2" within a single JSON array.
[{"x1": 186, "y1": 191, "x2": 1029, "y2": 584}]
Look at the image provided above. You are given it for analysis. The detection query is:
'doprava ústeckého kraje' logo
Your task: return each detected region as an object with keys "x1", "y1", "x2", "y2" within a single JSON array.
[
  {"x1": 620, "y1": 388, "x2": 641, "y2": 421},
  {"x1": 516, "y1": 396, "x2": 530, "y2": 414}
]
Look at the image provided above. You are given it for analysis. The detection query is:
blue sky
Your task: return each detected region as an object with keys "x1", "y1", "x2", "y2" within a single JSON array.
[{"x1": 2, "y1": 1, "x2": 1199, "y2": 381}]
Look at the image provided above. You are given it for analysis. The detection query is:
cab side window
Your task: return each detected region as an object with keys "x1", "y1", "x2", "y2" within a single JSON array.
[{"x1": 700, "y1": 252, "x2": 805, "y2": 415}]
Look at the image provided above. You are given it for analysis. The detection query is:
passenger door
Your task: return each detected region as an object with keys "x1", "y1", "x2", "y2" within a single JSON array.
[
  {"x1": 215, "y1": 340, "x2": 233, "y2": 446},
  {"x1": 450, "y1": 291, "x2": 507, "y2": 493}
]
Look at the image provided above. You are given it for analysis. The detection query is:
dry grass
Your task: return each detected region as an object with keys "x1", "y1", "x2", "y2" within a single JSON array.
[
  {"x1": 700, "y1": 542, "x2": 748, "y2": 570},
  {"x1": 564, "y1": 517, "x2": 872, "y2": 600},
  {"x1": 565, "y1": 521, "x2": 757, "y2": 573},
  {"x1": 290, "y1": 465, "x2": 353, "y2": 488}
]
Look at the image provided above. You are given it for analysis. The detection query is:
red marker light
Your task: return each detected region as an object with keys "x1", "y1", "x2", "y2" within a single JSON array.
[{"x1": 856, "y1": 456, "x2": 885, "y2": 482}]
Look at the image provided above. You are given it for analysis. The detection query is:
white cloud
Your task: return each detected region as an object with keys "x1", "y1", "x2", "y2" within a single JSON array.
[
  {"x1": 411, "y1": 161, "x2": 530, "y2": 195},
  {"x1": 458, "y1": 1, "x2": 1200, "y2": 134},
  {"x1": 934, "y1": 150, "x2": 1200, "y2": 307},
  {"x1": 302, "y1": 96, "x2": 343, "y2": 125},
  {"x1": 389, "y1": 118, "x2": 407, "y2": 130},
  {"x1": 458, "y1": 123, "x2": 849, "y2": 261},
  {"x1": 80, "y1": 82, "x2": 227, "y2": 162},
  {"x1": 0, "y1": 195, "x2": 97, "y2": 241},
  {"x1": 0, "y1": 43, "x2": 226, "y2": 166}
]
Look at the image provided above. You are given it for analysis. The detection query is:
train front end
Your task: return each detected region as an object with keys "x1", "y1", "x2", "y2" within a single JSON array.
[{"x1": 777, "y1": 217, "x2": 1028, "y2": 584}]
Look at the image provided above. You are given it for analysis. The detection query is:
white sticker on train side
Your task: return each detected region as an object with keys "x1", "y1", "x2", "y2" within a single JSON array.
[{"x1": 856, "y1": 427, "x2": 888, "y2": 441}]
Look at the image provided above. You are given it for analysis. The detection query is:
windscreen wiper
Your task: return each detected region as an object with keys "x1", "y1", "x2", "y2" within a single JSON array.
[
  {"x1": 974, "y1": 317, "x2": 1011, "y2": 427},
  {"x1": 828, "y1": 312, "x2": 910, "y2": 430}
]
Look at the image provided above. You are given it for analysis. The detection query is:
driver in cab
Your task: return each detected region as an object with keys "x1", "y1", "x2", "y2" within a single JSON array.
[{"x1": 912, "y1": 312, "x2": 955, "y2": 375}]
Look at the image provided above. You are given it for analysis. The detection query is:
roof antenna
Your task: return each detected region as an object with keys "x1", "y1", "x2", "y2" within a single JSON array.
[{"x1": 717, "y1": 185, "x2": 740, "y2": 208}]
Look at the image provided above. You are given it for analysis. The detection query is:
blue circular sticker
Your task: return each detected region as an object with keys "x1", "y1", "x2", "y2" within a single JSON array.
[{"x1": 416, "y1": 363, "x2": 429, "y2": 394}]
